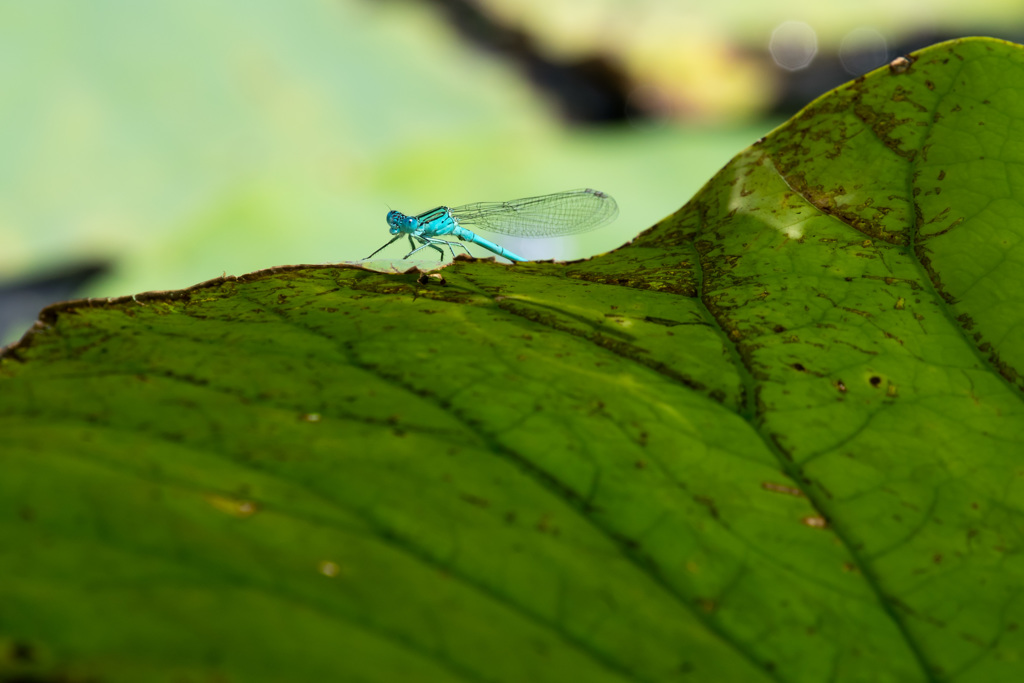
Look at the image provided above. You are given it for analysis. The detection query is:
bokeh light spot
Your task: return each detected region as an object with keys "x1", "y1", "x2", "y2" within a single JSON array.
[
  {"x1": 770, "y1": 21, "x2": 818, "y2": 71},
  {"x1": 839, "y1": 28, "x2": 889, "y2": 75}
]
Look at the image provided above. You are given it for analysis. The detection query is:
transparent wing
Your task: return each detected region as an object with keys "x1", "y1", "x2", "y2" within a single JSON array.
[{"x1": 449, "y1": 188, "x2": 617, "y2": 238}]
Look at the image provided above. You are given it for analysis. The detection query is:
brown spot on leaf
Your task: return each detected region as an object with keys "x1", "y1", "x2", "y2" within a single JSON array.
[
  {"x1": 762, "y1": 482, "x2": 804, "y2": 497},
  {"x1": 460, "y1": 493, "x2": 490, "y2": 508}
]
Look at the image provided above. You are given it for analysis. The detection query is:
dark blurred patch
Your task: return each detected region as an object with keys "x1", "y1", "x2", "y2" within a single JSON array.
[
  {"x1": 372, "y1": 4, "x2": 1024, "y2": 122},
  {"x1": 399, "y1": 0, "x2": 642, "y2": 124},
  {"x1": 0, "y1": 261, "x2": 110, "y2": 342},
  {"x1": 768, "y1": 30, "x2": 1024, "y2": 116}
]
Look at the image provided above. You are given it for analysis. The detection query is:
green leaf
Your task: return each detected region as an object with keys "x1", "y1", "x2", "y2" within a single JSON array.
[{"x1": 3, "y1": 37, "x2": 1024, "y2": 681}]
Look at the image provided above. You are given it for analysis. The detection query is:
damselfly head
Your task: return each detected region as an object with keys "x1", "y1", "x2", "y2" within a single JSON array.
[{"x1": 386, "y1": 210, "x2": 410, "y2": 235}]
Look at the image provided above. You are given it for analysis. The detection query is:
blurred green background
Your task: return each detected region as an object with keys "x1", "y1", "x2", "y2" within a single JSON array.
[{"x1": 2, "y1": 0, "x2": 1023, "y2": 341}]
